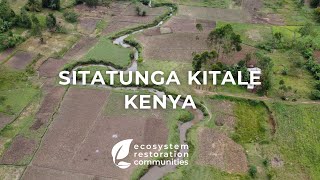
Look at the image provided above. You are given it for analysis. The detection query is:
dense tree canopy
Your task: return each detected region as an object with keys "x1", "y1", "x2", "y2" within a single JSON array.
[{"x1": 207, "y1": 24, "x2": 242, "y2": 61}]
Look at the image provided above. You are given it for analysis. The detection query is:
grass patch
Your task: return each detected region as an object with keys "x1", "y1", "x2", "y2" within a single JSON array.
[
  {"x1": 0, "y1": 67, "x2": 39, "y2": 116},
  {"x1": 268, "y1": 51, "x2": 316, "y2": 99},
  {"x1": 265, "y1": 102, "x2": 320, "y2": 179},
  {"x1": 83, "y1": 36, "x2": 131, "y2": 68},
  {"x1": 217, "y1": 21, "x2": 273, "y2": 47},
  {"x1": 233, "y1": 101, "x2": 270, "y2": 143}
]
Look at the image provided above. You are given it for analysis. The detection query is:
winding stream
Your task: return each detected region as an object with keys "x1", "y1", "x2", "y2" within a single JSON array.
[{"x1": 70, "y1": 5, "x2": 205, "y2": 179}]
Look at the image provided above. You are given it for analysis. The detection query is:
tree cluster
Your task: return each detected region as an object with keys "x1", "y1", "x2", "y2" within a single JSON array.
[
  {"x1": 207, "y1": 24, "x2": 242, "y2": 61},
  {"x1": 42, "y1": 0, "x2": 60, "y2": 10}
]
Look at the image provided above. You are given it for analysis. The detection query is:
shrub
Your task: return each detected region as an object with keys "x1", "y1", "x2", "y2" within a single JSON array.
[
  {"x1": 136, "y1": 6, "x2": 141, "y2": 15},
  {"x1": 310, "y1": 0, "x2": 320, "y2": 8},
  {"x1": 25, "y1": 0, "x2": 42, "y2": 12},
  {"x1": 17, "y1": 8, "x2": 32, "y2": 29},
  {"x1": 42, "y1": 0, "x2": 60, "y2": 10},
  {"x1": 63, "y1": 11, "x2": 78, "y2": 23},
  {"x1": 141, "y1": 10, "x2": 146, "y2": 16},
  {"x1": 314, "y1": 7, "x2": 320, "y2": 22},
  {"x1": 46, "y1": 13, "x2": 56, "y2": 29},
  {"x1": 178, "y1": 111, "x2": 194, "y2": 122},
  {"x1": 141, "y1": 0, "x2": 149, "y2": 5},
  {"x1": 315, "y1": 81, "x2": 320, "y2": 90},
  {"x1": 248, "y1": 165, "x2": 257, "y2": 178},
  {"x1": 311, "y1": 90, "x2": 320, "y2": 100}
]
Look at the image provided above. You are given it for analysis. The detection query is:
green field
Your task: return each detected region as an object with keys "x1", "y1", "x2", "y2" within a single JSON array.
[
  {"x1": 0, "y1": 67, "x2": 39, "y2": 116},
  {"x1": 268, "y1": 51, "x2": 316, "y2": 99},
  {"x1": 265, "y1": 102, "x2": 320, "y2": 179},
  {"x1": 217, "y1": 22, "x2": 273, "y2": 47},
  {"x1": 83, "y1": 37, "x2": 132, "y2": 68}
]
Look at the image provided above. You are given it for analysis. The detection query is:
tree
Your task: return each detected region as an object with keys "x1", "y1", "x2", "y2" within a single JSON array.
[
  {"x1": 46, "y1": 13, "x2": 56, "y2": 30},
  {"x1": 25, "y1": 0, "x2": 42, "y2": 12},
  {"x1": 17, "y1": 8, "x2": 32, "y2": 29},
  {"x1": 207, "y1": 24, "x2": 242, "y2": 61},
  {"x1": 311, "y1": 90, "x2": 320, "y2": 100},
  {"x1": 257, "y1": 56, "x2": 274, "y2": 95},
  {"x1": 248, "y1": 165, "x2": 257, "y2": 178},
  {"x1": 63, "y1": 11, "x2": 78, "y2": 23},
  {"x1": 310, "y1": 0, "x2": 320, "y2": 8},
  {"x1": 274, "y1": 32, "x2": 283, "y2": 44},
  {"x1": 0, "y1": 0, "x2": 16, "y2": 23},
  {"x1": 315, "y1": 7, "x2": 320, "y2": 22},
  {"x1": 192, "y1": 50, "x2": 217, "y2": 71},
  {"x1": 196, "y1": 23, "x2": 203, "y2": 32},
  {"x1": 42, "y1": 0, "x2": 60, "y2": 10},
  {"x1": 31, "y1": 14, "x2": 41, "y2": 36}
]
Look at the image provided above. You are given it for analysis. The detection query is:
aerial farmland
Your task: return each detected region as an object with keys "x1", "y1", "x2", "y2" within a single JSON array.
[{"x1": 0, "y1": 0, "x2": 320, "y2": 179}]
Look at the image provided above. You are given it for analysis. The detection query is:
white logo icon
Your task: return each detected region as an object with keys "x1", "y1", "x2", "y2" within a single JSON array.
[{"x1": 111, "y1": 139, "x2": 133, "y2": 169}]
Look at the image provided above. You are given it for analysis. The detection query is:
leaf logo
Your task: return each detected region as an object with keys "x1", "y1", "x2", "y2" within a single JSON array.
[{"x1": 111, "y1": 139, "x2": 133, "y2": 169}]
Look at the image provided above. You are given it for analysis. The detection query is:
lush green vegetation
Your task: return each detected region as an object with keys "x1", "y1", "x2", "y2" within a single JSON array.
[
  {"x1": 265, "y1": 102, "x2": 320, "y2": 179},
  {"x1": 0, "y1": 67, "x2": 39, "y2": 116},
  {"x1": 232, "y1": 100, "x2": 270, "y2": 143},
  {"x1": 83, "y1": 37, "x2": 132, "y2": 68}
]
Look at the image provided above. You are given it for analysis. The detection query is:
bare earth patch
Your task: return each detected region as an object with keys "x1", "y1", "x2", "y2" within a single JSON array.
[
  {"x1": 78, "y1": 18, "x2": 100, "y2": 34},
  {"x1": 0, "y1": 48, "x2": 14, "y2": 63},
  {"x1": 23, "y1": 88, "x2": 170, "y2": 179},
  {"x1": 5, "y1": 51, "x2": 34, "y2": 70},
  {"x1": 313, "y1": 51, "x2": 320, "y2": 63},
  {"x1": 161, "y1": 16, "x2": 216, "y2": 33},
  {"x1": 197, "y1": 128, "x2": 248, "y2": 174},
  {"x1": 178, "y1": 5, "x2": 251, "y2": 23},
  {"x1": 30, "y1": 86, "x2": 65, "y2": 130},
  {"x1": 219, "y1": 45, "x2": 257, "y2": 65},
  {"x1": 0, "y1": 135, "x2": 36, "y2": 165},
  {"x1": 0, "y1": 114, "x2": 13, "y2": 130},
  {"x1": 38, "y1": 58, "x2": 66, "y2": 78},
  {"x1": 135, "y1": 32, "x2": 209, "y2": 62},
  {"x1": 63, "y1": 36, "x2": 98, "y2": 61}
]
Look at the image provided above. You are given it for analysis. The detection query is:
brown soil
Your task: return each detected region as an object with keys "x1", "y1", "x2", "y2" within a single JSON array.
[
  {"x1": 162, "y1": 16, "x2": 216, "y2": 33},
  {"x1": 0, "y1": 48, "x2": 14, "y2": 63},
  {"x1": 30, "y1": 86, "x2": 66, "y2": 130},
  {"x1": 22, "y1": 165, "x2": 98, "y2": 180},
  {"x1": 25, "y1": 88, "x2": 170, "y2": 179},
  {"x1": 313, "y1": 51, "x2": 320, "y2": 63},
  {"x1": 144, "y1": 118, "x2": 168, "y2": 144},
  {"x1": 196, "y1": 128, "x2": 248, "y2": 173},
  {"x1": 78, "y1": 18, "x2": 100, "y2": 34},
  {"x1": 178, "y1": 5, "x2": 251, "y2": 23},
  {"x1": 219, "y1": 45, "x2": 258, "y2": 65},
  {"x1": 5, "y1": 51, "x2": 34, "y2": 70},
  {"x1": 0, "y1": 135, "x2": 36, "y2": 164},
  {"x1": 135, "y1": 32, "x2": 209, "y2": 62},
  {"x1": 38, "y1": 58, "x2": 66, "y2": 78},
  {"x1": 215, "y1": 113, "x2": 236, "y2": 129},
  {"x1": 0, "y1": 113, "x2": 13, "y2": 130},
  {"x1": 63, "y1": 36, "x2": 98, "y2": 61}
]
